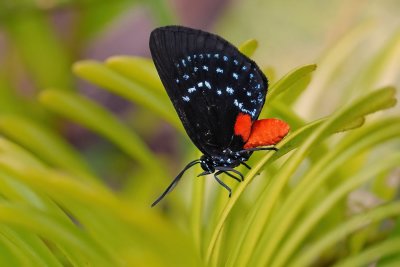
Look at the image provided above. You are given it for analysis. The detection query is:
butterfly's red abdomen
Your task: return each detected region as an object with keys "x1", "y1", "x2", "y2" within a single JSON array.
[{"x1": 244, "y1": 118, "x2": 290, "y2": 149}]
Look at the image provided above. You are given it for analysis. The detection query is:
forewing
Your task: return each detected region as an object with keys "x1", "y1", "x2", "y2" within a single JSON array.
[{"x1": 149, "y1": 26, "x2": 268, "y2": 155}]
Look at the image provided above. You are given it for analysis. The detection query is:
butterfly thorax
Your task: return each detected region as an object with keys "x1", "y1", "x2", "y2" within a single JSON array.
[{"x1": 200, "y1": 149, "x2": 251, "y2": 172}]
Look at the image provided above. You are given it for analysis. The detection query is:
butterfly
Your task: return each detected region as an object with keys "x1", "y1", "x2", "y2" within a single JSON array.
[{"x1": 149, "y1": 26, "x2": 290, "y2": 206}]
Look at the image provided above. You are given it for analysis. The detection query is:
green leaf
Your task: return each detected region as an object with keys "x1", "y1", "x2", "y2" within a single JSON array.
[
  {"x1": 239, "y1": 39, "x2": 258, "y2": 57},
  {"x1": 0, "y1": 227, "x2": 63, "y2": 267},
  {"x1": 3, "y1": 12, "x2": 72, "y2": 90},
  {"x1": 0, "y1": 160, "x2": 202, "y2": 267},
  {"x1": 267, "y1": 64, "x2": 317, "y2": 102},
  {"x1": 0, "y1": 234, "x2": 24, "y2": 267},
  {"x1": 105, "y1": 56, "x2": 165, "y2": 95},
  {"x1": 190, "y1": 162, "x2": 206, "y2": 253},
  {"x1": 266, "y1": 151, "x2": 400, "y2": 267},
  {"x1": 333, "y1": 237, "x2": 400, "y2": 267},
  {"x1": 345, "y1": 30, "x2": 400, "y2": 95},
  {"x1": 303, "y1": 22, "x2": 375, "y2": 114},
  {"x1": 0, "y1": 76, "x2": 25, "y2": 115},
  {"x1": 39, "y1": 89, "x2": 158, "y2": 170},
  {"x1": 206, "y1": 86, "x2": 396, "y2": 266},
  {"x1": 39, "y1": 89, "x2": 173, "y2": 203},
  {"x1": 0, "y1": 203, "x2": 120, "y2": 267},
  {"x1": 278, "y1": 73, "x2": 313, "y2": 105},
  {"x1": 0, "y1": 115, "x2": 95, "y2": 180},
  {"x1": 288, "y1": 202, "x2": 400, "y2": 267},
  {"x1": 72, "y1": 60, "x2": 184, "y2": 133},
  {"x1": 0, "y1": 137, "x2": 46, "y2": 169},
  {"x1": 236, "y1": 87, "x2": 396, "y2": 267}
]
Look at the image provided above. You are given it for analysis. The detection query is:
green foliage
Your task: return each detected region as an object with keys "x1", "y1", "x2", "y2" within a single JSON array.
[{"x1": 0, "y1": 2, "x2": 399, "y2": 266}]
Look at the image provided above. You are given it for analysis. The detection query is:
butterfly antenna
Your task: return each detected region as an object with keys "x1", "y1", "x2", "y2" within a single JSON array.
[{"x1": 151, "y1": 159, "x2": 201, "y2": 207}]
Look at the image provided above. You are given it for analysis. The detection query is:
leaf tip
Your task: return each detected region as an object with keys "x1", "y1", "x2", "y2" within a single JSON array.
[
  {"x1": 239, "y1": 39, "x2": 259, "y2": 57},
  {"x1": 105, "y1": 56, "x2": 125, "y2": 67},
  {"x1": 309, "y1": 64, "x2": 318, "y2": 71},
  {"x1": 72, "y1": 60, "x2": 100, "y2": 75}
]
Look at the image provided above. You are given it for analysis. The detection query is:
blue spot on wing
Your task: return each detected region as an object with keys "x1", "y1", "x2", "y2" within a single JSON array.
[{"x1": 226, "y1": 87, "x2": 234, "y2": 94}]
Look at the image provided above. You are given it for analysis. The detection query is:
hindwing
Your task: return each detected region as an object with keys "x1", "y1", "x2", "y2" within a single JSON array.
[{"x1": 150, "y1": 26, "x2": 268, "y2": 155}]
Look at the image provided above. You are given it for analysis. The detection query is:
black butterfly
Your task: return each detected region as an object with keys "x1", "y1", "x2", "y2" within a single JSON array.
[{"x1": 149, "y1": 26, "x2": 289, "y2": 206}]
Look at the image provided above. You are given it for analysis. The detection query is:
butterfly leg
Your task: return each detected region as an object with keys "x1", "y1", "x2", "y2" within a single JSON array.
[
  {"x1": 222, "y1": 171, "x2": 242, "y2": 183},
  {"x1": 237, "y1": 146, "x2": 278, "y2": 154},
  {"x1": 215, "y1": 166, "x2": 244, "y2": 181},
  {"x1": 240, "y1": 162, "x2": 251, "y2": 170},
  {"x1": 197, "y1": 171, "x2": 211, "y2": 177},
  {"x1": 214, "y1": 171, "x2": 232, "y2": 197}
]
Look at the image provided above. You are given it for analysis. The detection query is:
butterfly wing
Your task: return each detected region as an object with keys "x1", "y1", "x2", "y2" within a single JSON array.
[{"x1": 149, "y1": 26, "x2": 268, "y2": 155}]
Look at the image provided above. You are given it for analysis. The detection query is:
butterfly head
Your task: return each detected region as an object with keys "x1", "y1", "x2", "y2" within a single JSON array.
[
  {"x1": 200, "y1": 155, "x2": 215, "y2": 173},
  {"x1": 200, "y1": 149, "x2": 252, "y2": 172}
]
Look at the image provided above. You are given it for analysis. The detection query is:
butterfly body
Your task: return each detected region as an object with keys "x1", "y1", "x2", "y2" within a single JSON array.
[{"x1": 149, "y1": 26, "x2": 289, "y2": 206}]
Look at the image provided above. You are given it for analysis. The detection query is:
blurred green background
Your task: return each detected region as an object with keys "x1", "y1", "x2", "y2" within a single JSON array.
[
  {"x1": 0, "y1": 0, "x2": 399, "y2": 266},
  {"x1": 1, "y1": 0, "x2": 399, "y2": 185}
]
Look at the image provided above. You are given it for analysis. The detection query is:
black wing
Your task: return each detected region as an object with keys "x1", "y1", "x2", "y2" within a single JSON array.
[{"x1": 149, "y1": 26, "x2": 268, "y2": 155}]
